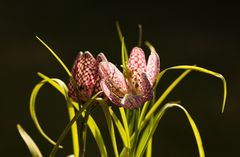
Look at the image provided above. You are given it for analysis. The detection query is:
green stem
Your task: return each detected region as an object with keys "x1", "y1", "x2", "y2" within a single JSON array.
[{"x1": 131, "y1": 109, "x2": 140, "y2": 156}]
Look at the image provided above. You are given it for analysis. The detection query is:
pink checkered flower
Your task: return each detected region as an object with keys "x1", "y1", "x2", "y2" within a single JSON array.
[
  {"x1": 68, "y1": 51, "x2": 107, "y2": 102},
  {"x1": 99, "y1": 47, "x2": 160, "y2": 109}
]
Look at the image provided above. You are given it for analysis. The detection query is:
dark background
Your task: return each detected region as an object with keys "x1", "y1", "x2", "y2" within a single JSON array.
[{"x1": 1, "y1": 1, "x2": 239, "y2": 156}]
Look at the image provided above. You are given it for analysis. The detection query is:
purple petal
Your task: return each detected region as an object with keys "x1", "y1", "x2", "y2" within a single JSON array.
[
  {"x1": 94, "y1": 53, "x2": 108, "y2": 95},
  {"x1": 96, "y1": 53, "x2": 108, "y2": 63},
  {"x1": 99, "y1": 61, "x2": 128, "y2": 97},
  {"x1": 68, "y1": 51, "x2": 98, "y2": 101},
  {"x1": 127, "y1": 47, "x2": 147, "y2": 90},
  {"x1": 135, "y1": 73, "x2": 153, "y2": 99},
  {"x1": 128, "y1": 47, "x2": 147, "y2": 74},
  {"x1": 100, "y1": 80, "x2": 122, "y2": 106},
  {"x1": 121, "y1": 94, "x2": 146, "y2": 109},
  {"x1": 146, "y1": 51, "x2": 160, "y2": 86}
]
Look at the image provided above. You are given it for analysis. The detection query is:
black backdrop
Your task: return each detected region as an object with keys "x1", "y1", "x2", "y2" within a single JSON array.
[{"x1": 1, "y1": 1, "x2": 240, "y2": 156}]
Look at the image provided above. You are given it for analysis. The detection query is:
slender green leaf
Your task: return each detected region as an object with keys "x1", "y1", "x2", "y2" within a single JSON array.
[
  {"x1": 143, "y1": 69, "x2": 192, "y2": 128},
  {"x1": 35, "y1": 36, "x2": 72, "y2": 77},
  {"x1": 109, "y1": 107, "x2": 130, "y2": 149},
  {"x1": 87, "y1": 115, "x2": 108, "y2": 157},
  {"x1": 166, "y1": 65, "x2": 227, "y2": 113},
  {"x1": 116, "y1": 21, "x2": 128, "y2": 62},
  {"x1": 37, "y1": 72, "x2": 79, "y2": 109},
  {"x1": 29, "y1": 79, "x2": 63, "y2": 148},
  {"x1": 136, "y1": 103, "x2": 205, "y2": 157},
  {"x1": 119, "y1": 107, "x2": 130, "y2": 148},
  {"x1": 49, "y1": 92, "x2": 101, "y2": 157},
  {"x1": 17, "y1": 124, "x2": 43, "y2": 157},
  {"x1": 146, "y1": 138, "x2": 152, "y2": 157},
  {"x1": 100, "y1": 102, "x2": 119, "y2": 157}
]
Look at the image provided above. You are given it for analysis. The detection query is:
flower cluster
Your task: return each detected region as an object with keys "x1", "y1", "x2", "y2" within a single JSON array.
[{"x1": 68, "y1": 47, "x2": 160, "y2": 109}]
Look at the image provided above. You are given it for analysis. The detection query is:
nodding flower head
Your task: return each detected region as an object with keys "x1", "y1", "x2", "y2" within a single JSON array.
[
  {"x1": 99, "y1": 47, "x2": 160, "y2": 109},
  {"x1": 68, "y1": 51, "x2": 107, "y2": 102}
]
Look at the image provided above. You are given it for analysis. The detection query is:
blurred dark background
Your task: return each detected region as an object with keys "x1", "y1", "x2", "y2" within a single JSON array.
[{"x1": 1, "y1": 1, "x2": 239, "y2": 156}]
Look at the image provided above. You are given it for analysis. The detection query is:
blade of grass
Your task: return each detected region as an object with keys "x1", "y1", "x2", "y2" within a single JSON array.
[
  {"x1": 116, "y1": 21, "x2": 128, "y2": 62},
  {"x1": 166, "y1": 65, "x2": 227, "y2": 113},
  {"x1": 143, "y1": 69, "x2": 192, "y2": 128},
  {"x1": 49, "y1": 92, "x2": 101, "y2": 157},
  {"x1": 136, "y1": 103, "x2": 205, "y2": 157},
  {"x1": 17, "y1": 124, "x2": 43, "y2": 157},
  {"x1": 35, "y1": 36, "x2": 72, "y2": 77},
  {"x1": 119, "y1": 107, "x2": 130, "y2": 148},
  {"x1": 87, "y1": 115, "x2": 108, "y2": 157},
  {"x1": 29, "y1": 79, "x2": 63, "y2": 148},
  {"x1": 109, "y1": 107, "x2": 130, "y2": 149},
  {"x1": 100, "y1": 101, "x2": 119, "y2": 157},
  {"x1": 37, "y1": 73, "x2": 79, "y2": 156},
  {"x1": 52, "y1": 78, "x2": 79, "y2": 157}
]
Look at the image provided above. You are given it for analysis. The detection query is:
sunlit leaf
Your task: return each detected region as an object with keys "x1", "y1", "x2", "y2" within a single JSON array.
[
  {"x1": 100, "y1": 101, "x2": 118, "y2": 157},
  {"x1": 143, "y1": 69, "x2": 192, "y2": 128},
  {"x1": 17, "y1": 124, "x2": 43, "y2": 157},
  {"x1": 109, "y1": 107, "x2": 130, "y2": 149},
  {"x1": 119, "y1": 107, "x2": 130, "y2": 148},
  {"x1": 87, "y1": 115, "x2": 108, "y2": 157},
  {"x1": 136, "y1": 103, "x2": 205, "y2": 157},
  {"x1": 49, "y1": 91, "x2": 102, "y2": 157},
  {"x1": 35, "y1": 36, "x2": 72, "y2": 77},
  {"x1": 166, "y1": 65, "x2": 227, "y2": 113},
  {"x1": 29, "y1": 79, "x2": 63, "y2": 148}
]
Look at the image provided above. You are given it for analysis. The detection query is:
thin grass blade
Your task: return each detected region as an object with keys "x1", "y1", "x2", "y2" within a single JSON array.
[
  {"x1": 35, "y1": 36, "x2": 72, "y2": 77},
  {"x1": 29, "y1": 79, "x2": 63, "y2": 148},
  {"x1": 166, "y1": 65, "x2": 227, "y2": 113},
  {"x1": 119, "y1": 107, "x2": 130, "y2": 148},
  {"x1": 49, "y1": 91, "x2": 101, "y2": 157},
  {"x1": 17, "y1": 124, "x2": 43, "y2": 157},
  {"x1": 109, "y1": 107, "x2": 130, "y2": 149},
  {"x1": 87, "y1": 115, "x2": 108, "y2": 157},
  {"x1": 136, "y1": 103, "x2": 205, "y2": 157},
  {"x1": 100, "y1": 101, "x2": 119, "y2": 157}
]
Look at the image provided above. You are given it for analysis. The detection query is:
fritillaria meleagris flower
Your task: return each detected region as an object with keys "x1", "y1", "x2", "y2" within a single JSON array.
[
  {"x1": 99, "y1": 47, "x2": 160, "y2": 109},
  {"x1": 68, "y1": 51, "x2": 107, "y2": 102}
]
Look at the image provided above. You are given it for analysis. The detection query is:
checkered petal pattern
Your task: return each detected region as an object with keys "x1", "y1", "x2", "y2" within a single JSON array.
[
  {"x1": 99, "y1": 47, "x2": 160, "y2": 109},
  {"x1": 68, "y1": 51, "x2": 98, "y2": 101},
  {"x1": 99, "y1": 61, "x2": 128, "y2": 97},
  {"x1": 147, "y1": 51, "x2": 160, "y2": 86}
]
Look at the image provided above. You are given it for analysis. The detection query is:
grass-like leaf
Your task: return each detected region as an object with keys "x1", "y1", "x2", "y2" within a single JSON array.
[
  {"x1": 35, "y1": 36, "x2": 72, "y2": 77},
  {"x1": 100, "y1": 101, "x2": 119, "y2": 157},
  {"x1": 30, "y1": 74, "x2": 80, "y2": 156},
  {"x1": 143, "y1": 69, "x2": 192, "y2": 129},
  {"x1": 109, "y1": 107, "x2": 130, "y2": 149},
  {"x1": 119, "y1": 107, "x2": 131, "y2": 148},
  {"x1": 87, "y1": 115, "x2": 108, "y2": 157},
  {"x1": 29, "y1": 79, "x2": 63, "y2": 148},
  {"x1": 136, "y1": 103, "x2": 205, "y2": 157},
  {"x1": 116, "y1": 21, "x2": 128, "y2": 64},
  {"x1": 17, "y1": 124, "x2": 43, "y2": 157},
  {"x1": 49, "y1": 91, "x2": 101, "y2": 157},
  {"x1": 165, "y1": 65, "x2": 227, "y2": 113}
]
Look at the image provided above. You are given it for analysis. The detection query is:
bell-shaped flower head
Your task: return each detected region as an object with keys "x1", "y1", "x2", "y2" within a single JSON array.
[
  {"x1": 68, "y1": 51, "x2": 107, "y2": 102},
  {"x1": 99, "y1": 47, "x2": 160, "y2": 109}
]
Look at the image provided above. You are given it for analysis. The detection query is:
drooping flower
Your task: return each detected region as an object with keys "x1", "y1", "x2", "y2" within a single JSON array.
[
  {"x1": 68, "y1": 51, "x2": 107, "y2": 102},
  {"x1": 99, "y1": 47, "x2": 160, "y2": 109}
]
